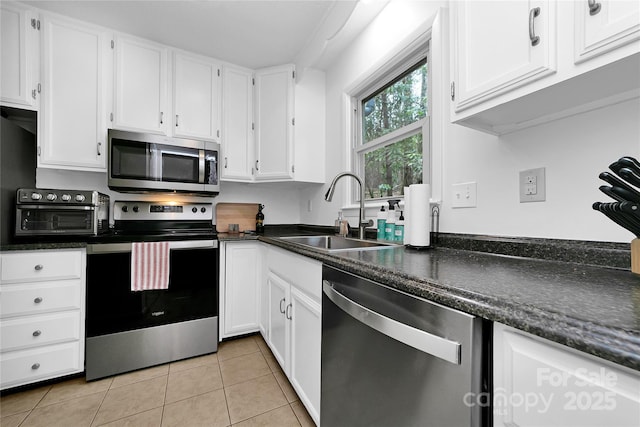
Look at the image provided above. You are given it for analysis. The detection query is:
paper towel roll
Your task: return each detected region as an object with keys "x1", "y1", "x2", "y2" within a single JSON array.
[
  {"x1": 403, "y1": 186, "x2": 411, "y2": 245},
  {"x1": 408, "y1": 184, "x2": 431, "y2": 247}
]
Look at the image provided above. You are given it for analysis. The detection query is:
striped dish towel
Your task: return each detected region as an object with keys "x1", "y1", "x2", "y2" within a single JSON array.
[{"x1": 131, "y1": 242, "x2": 170, "y2": 291}]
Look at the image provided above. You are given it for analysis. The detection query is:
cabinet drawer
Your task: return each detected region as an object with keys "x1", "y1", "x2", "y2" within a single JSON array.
[
  {"x1": 1, "y1": 250, "x2": 83, "y2": 283},
  {"x1": 1, "y1": 342, "x2": 81, "y2": 390},
  {"x1": 1, "y1": 311, "x2": 80, "y2": 352},
  {"x1": 0, "y1": 280, "x2": 82, "y2": 318},
  {"x1": 268, "y1": 246, "x2": 321, "y2": 301}
]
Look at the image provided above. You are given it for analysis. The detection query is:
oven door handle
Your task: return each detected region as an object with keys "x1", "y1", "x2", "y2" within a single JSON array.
[{"x1": 87, "y1": 240, "x2": 218, "y2": 254}]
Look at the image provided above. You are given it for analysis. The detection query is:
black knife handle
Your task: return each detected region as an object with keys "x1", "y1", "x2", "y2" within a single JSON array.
[
  {"x1": 619, "y1": 201, "x2": 640, "y2": 216},
  {"x1": 618, "y1": 157, "x2": 640, "y2": 173},
  {"x1": 599, "y1": 186, "x2": 626, "y2": 202},
  {"x1": 618, "y1": 168, "x2": 640, "y2": 189},
  {"x1": 599, "y1": 172, "x2": 640, "y2": 197}
]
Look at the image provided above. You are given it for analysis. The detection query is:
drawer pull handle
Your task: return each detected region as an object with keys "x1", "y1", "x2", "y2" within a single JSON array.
[
  {"x1": 34, "y1": 297, "x2": 43, "y2": 304},
  {"x1": 32, "y1": 363, "x2": 40, "y2": 370},
  {"x1": 33, "y1": 330, "x2": 42, "y2": 337},
  {"x1": 279, "y1": 298, "x2": 286, "y2": 314},
  {"x1": 34, "y1": 264, "x2": 43, "y2": 271}
]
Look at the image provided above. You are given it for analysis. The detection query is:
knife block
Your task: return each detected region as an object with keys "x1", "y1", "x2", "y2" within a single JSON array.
[{"x1": 632, "y1": 239, "x2": 640, "y2": 274}]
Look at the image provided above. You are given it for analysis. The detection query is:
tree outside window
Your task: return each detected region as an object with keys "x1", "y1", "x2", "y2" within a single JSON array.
[{"x1": 356, "y1": 59, "x2": 428, "y2": 200}]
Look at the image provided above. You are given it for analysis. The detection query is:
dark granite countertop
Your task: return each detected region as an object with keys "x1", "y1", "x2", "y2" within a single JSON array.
[
  {"x1": 259, "y1": 233, "x2": 640, "y2": 371},
  {"x1": 4, "y1": 226, "x2": 638, "y2": 371},
  {"x1": 1, "y1": 241, "x2": 87, "y2": 251}
]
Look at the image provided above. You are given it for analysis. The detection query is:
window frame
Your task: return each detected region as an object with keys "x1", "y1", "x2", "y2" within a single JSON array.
[{"x1": 349, "y1": 41, "x2": 432, "y2": 205}]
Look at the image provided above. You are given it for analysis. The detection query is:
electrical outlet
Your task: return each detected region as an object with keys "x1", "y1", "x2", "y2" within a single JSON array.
[
  {"x1": 452, "y1": 182, "x2": 477, "y2": 208},
  {"x1": 520, "y1": 168, "x2": 546, "y2": 202}
]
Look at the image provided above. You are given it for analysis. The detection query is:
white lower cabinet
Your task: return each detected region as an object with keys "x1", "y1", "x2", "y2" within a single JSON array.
[
  {"x1": 263, "y1": 245, "x2": 321, "y2": 426},
  {"x1": 0, "y1": 248, "x2": 86, "y2": 390},
  {"x1": 493, "y1": 323, "x2": 640, "y2": 426},
  {"x1": 220, "y1": 241, "x2": 263, "y2": 339}
]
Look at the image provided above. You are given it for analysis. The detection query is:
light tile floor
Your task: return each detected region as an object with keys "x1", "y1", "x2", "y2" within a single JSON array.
[{"x1": 0, "y1": 334, "x2": 315, "y2": 427}]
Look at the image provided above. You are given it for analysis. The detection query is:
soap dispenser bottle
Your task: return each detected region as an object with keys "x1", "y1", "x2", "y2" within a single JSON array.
[
  {"x1": 385, "y1": 200, "x2": 399, "y2": 241},
  {"x1": 376, "y1": 205, "x2": 386, "y2": 240},
  {"x1": 395, "y1": 211, "x2": 405, "y2": 243}
]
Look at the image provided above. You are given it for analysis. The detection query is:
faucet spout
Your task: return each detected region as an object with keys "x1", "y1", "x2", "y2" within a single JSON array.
[{"x1": 325, "y1": 172, "x2": 373, "y2": 239}]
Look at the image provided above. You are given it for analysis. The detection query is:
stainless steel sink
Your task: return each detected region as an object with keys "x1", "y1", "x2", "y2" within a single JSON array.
[{"x1": 279, "y1": 235, "x2": 398, "y2": 252}]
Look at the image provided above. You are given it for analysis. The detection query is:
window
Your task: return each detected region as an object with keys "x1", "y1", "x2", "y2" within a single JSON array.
[{"x1": 353, "y1": 54, "x2": 429, "y2": 201}]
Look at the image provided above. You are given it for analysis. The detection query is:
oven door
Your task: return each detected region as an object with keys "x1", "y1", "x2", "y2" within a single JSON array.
[
  {"x1": 16, "y1": 205, "x2": 95, "y2": 235},
  {"x1": 86, "y1": 240, "x2": 219, "y2": 338}
]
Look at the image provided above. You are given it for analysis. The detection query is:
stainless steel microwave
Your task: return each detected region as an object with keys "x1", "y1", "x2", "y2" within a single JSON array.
[{"x1": 108, "y1": 130, "x2": 220, "y2": 195}]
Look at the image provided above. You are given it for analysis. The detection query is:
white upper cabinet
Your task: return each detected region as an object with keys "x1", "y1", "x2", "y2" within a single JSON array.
[
  {"x1": 113, "y1": 35, "x2": 168, "y2": 134},
  {"x1": 254, "y1": 65, "x2": 295, "y2": 181},
  {"x1": 450, "y1": 0, "x2": 640, "y2": 135},
  {"x1": 1, "y1": 2, "x2": 40, "y2": 109},
  {"x1": 38, "y1": 13, "x2": 110, "y2": 171},
  {"x1": 172, "y1": 51, "x2": 221, "y2": 141},
  {"x1": 574, "y1": 0, "x2": 640, "y2": 63},
  {"x1": 221, "y1": 64, "x2": 254, "y2": 181},
  {"x1": 452, "y1": 0, "x2": 556, "y2": 113}
]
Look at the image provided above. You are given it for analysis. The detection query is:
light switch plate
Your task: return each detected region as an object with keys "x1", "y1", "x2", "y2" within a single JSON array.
[
  {"x1": 520, "y1": 168, "x2": 546, "y2": 203},
  {"x1": 452, "y1": 182, "x2": 477, "y2": 208}
]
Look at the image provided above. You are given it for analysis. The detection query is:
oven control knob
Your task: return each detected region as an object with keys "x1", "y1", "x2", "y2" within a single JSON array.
[
  {"x1": 192, "y1": 207, "x2": 198, "y2": 213},
  {"x1": 121, "y1": 205, "x2": 128, "y2": 213},
  {"x1": 75, "y1": 194, "x2": 86, "y2": 202},
  {"x1": 61, "y1": 194, "x2": 71, "y2": 202},
  {"x1": 133, "y1": 205, "x2": 139, "y2": 213},
  {"x1": 31, "y1": 192, "x2": 42, "y2": 200},
  {"x1": 201, "y1": 207, "x2": 206, "y2": 213},
  {"x1": 46, "y1": 193, "x2": 57, "y2": 201}
]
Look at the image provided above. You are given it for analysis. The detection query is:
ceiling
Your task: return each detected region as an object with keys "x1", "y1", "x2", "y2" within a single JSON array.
[{"x1": 25, "y1": 0, "x2": 388, "y2": 70}]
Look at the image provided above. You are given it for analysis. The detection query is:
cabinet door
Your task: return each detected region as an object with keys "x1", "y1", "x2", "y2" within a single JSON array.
[
  {"x1": 452, "y1": 0, "x2": 556, "y2": 112},
  {"x1": 39, "y1": 15, "x2": 108, "y2": 171},
  {"x1": 173, "y1": 52, "x2": 221, "y2": 141},
  {"x1": 574, "y1": 0, "x2": 640, "y2": 63},
  {"x1": 266, "y1": 271, "x2": 289, "y2": 373},
  {"x1": 114, "y1": 35, "x2": 168, "y2": 134},
  {"x1": 221, "y1": 64, "x2": 254, "y2": 181},
  {"x1": 290, "y1": 286, "x2": 321, "y2": 425},
  {"x1": 254, "y1": 65, "x2": 294, "y2": 181},
  {"x1": 222, "y1": 242, "x2": 260, "y2": 338},
  {"x1": 494, "y1": 323, "x2": 640, "y2": 426},
  {"x1": 0, "y1": 3, "x2": 39, "y2": 109}
]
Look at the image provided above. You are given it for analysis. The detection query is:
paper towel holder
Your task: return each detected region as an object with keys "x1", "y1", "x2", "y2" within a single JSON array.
[{"x1": 406, "y1": 202, "x2": 439, "y2": 250}]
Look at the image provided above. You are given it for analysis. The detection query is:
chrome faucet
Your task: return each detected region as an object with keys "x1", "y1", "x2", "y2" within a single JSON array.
[{"x1": 324, "y1": 172, "x2": 373, "y2": 239}]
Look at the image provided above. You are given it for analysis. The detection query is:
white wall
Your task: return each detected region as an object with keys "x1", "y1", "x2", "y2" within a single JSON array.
[
  {"x1": 37, "y1": 168, "x2": 303, "y2": 226},
  {"x1": 300, "y1": 1, "x2": 640, "y2": 243}
]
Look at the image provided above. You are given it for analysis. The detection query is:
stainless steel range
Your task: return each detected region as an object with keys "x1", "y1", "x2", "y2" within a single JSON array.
[{"x1": 85, "y1": 201, "x2": 218, "y2": 381}]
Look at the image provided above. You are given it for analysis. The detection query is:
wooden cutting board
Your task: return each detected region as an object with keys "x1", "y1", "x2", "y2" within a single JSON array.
[{"x1": 215, "y1": 203, "x2": 260, "y2": 233}]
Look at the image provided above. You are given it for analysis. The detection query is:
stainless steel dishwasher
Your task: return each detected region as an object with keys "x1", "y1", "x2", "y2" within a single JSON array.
[{"x1": 321, "y1": 265, "x2": 490, "y2": 427}]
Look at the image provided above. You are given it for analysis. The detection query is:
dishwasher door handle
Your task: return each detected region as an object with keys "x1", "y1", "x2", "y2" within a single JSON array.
[{"x1": 323, "y1": 280, "x2": 461, "y2": 365}]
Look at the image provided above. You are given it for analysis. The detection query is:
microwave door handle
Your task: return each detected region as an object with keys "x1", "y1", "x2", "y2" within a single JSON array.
[{"x1": 199, "y1": 150, "x2": 205, "y2": 183}]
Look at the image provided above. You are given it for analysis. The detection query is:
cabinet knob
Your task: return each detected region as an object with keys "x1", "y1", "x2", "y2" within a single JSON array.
[
  {"x1": 588, "y1": 0, "x2": 601, "y2": 15},
  {"x1": 33, "y1": 330, "x2": 42, "y2": 337},
  {"x1": 224, "y1": 157, "x2": 228, "y2": 169},
  {"x1": 255, "y1": 160, "x2": 259, "y2": 171},
  {"x1": 31, "y1": 363, "x2": 40, "y2": 370},
  {"x1": 34, "y1": 264, "x2": 43, "y2": 271},
  {"x1": 160, "y1": 111, "x2": 164, "y2": 125},
  {"x1": 34, "y1": 297, "x2": 43, "y2": 304},
  {"x1": 176, "y1": 114, "x2": 179, "y2": 127},
  {"x1": 97, "y1": 142, "x2": 102, "y2": 156},
  {"x1": 279, "y1": 298, "x2": 286, "y2": 314}
]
